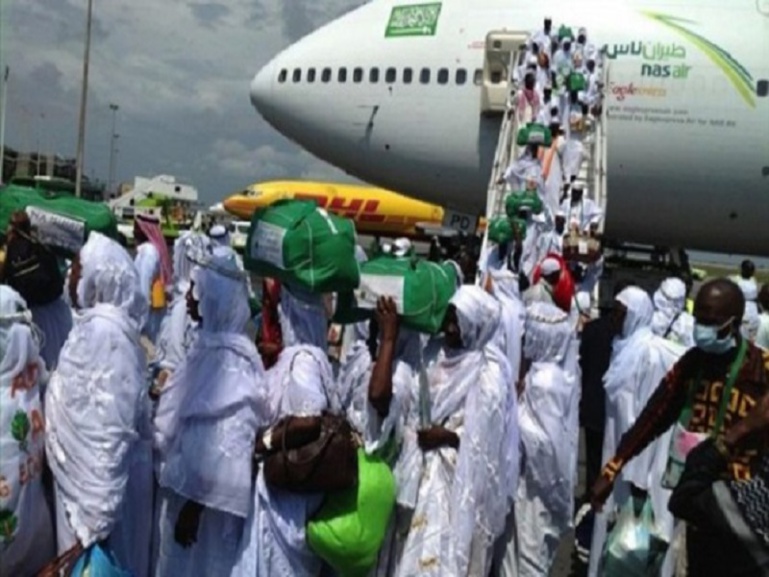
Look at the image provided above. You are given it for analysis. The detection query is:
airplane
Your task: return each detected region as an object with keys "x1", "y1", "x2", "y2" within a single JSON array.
[
  {"x1": 222, "y1": 179, "x2": 481, "y2": 238},
  {"x1": 248, "y1": 0, "x2": 769, "y2": 257}
]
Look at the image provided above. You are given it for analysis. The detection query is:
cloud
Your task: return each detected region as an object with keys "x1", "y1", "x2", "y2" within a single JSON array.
[{"x1": 1, "y1": 0, "x2": 365, "y2": 204}]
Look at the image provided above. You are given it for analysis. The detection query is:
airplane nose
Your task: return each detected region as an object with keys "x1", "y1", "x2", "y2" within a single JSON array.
[{"x1": 250, "y1": 60, "x2": 275, "y2": 115}]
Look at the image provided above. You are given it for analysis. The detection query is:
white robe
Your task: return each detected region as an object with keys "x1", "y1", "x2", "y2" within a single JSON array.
[
  {"x1": 588, "y1": 288, "x2": 685, "y2": 577},
  {"x1": 758, "y1": 313, "x2": 769, "y2": 351},
  {"x1": 0, "y1": 287, "x2": 55, "y2": 577},
  {"x1": 232, "y1": 345, "x2": 340, "y2": 577},
  {"x1": 46, "y1": 232, "x2": 152, "y2": 577},
  {"x1": 560, "y1": 198, "x2": 603, "y2": 232},
  {"x1": 154, "y1": 253, "x2": 268, "y2": 577},
  {"x1": 395, "y1": 287, "x2": 510, "y2": 577}
]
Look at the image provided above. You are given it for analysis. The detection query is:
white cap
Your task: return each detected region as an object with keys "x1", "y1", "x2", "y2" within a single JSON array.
[
  {"x1": 541, "y1": 257, "x2": 562, "y2": 275},
  {"x1": 578, "y1": 27, "x2": 587, "y2": 36},
  {"x1": 209, "y1": 224, "x2": 227, "y2": 238},
  {"x1": 393, "y1": 237, "x2": 412, "y2": 258},
  {"x1": 528, "y1": 55, "x2": 538, "y2": 66}
]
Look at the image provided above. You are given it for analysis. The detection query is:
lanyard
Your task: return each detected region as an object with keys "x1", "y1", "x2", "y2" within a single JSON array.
[{"x1": 680, "y1": 339, "x2": 748, "y2": 437}]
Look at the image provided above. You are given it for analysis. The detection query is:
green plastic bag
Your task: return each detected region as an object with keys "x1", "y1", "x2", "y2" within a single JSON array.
[
  {"x1": 515, "y1": 123, "x2": 553, "y2": 147},
  {"x1": 244, "y1": 199, "x2": 360, "y2": 293},
  {"x1": 0, "y1": 184, "x2": 118, "y2": 253},
  {"x1": 353, "y1": 254, "x2": 457, "y2": 334},
  {"x1": 505, "y1": 191, "x2": 544, "y2": 218},
  {"x1": 558, "y1": 25, "x2": 574, "y2": 40},
  {"x1": 307, "y1": 449, "x2": 396, "y2": 577},
  {"x1": 488, "y1": 217, "x2": 514, "y2": 245},
  {"x1": 568, "y1": 72, "x2": 587, "y2": 93}
]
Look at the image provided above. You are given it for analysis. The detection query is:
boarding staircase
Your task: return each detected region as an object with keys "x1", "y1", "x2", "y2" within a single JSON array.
[{"x1": 478, "y1": 30, "x2": 610, "y2": 278}]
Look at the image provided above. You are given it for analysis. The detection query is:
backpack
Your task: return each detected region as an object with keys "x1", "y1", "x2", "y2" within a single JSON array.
[{"x1": 3, "y1": 230, "x2": 64, "y2": 307}]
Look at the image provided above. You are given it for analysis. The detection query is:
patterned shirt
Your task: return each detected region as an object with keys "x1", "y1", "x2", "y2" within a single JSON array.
[{"x1": 603, "y1": 343, "x2": 769, "y2": 482}]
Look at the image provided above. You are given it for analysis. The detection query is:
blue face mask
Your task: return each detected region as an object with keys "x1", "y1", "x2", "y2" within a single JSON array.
[{"x1": 694, "y1": 318, "x2": 736, "y2": 354}]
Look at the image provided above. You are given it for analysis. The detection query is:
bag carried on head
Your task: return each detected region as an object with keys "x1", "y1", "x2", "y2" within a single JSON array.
[
  {"x1": 245, "y1": 200, "x2": 360, "y2": 294},
  {"x1": 3, "y1": 230, "x2": 64, "y2": 307}
]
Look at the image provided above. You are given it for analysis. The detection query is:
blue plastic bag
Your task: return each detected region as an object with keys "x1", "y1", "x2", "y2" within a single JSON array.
[
  {"x1": 602, "y1": 497, "x2": 668, "y2": 577},
  {"x1": 71, "y1": 544, "x2": 132, "y2": 577}
]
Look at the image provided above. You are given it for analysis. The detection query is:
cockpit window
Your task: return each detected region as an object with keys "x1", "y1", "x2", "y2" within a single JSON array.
[
  {"x1": 307, "y1": 68, "x2": 316, "y2": 83},
  {"x1": 278, "y1": 69, "x2": 287, "y2": 83},
  {"x1": 338, "y1": 68, "x2": 348, "y2": 83},
  {"x1": 292, "y1": 68, "x2": 302, "y2": 83},
  {"x1": 370, "y1": 68, "x2": 380, "y2": 83},
  {"x1": 456, "y1": 69, "x2": 467, "y2": 85},
  {"x1": 403, "y1": 68, "x2": 413, "y2": 84},
  {"x1": 420, "y1": 68, "x2": 431, "y2": 84},
  {"x1": 437, "y1": 68, "x2": 449, "y2": 85},
  {"x1": 322, "y1": 68, "x2": 332, "y2": 83},
  {"x1": 353, "y1": 67, "x2": 363, "y2": 83}
]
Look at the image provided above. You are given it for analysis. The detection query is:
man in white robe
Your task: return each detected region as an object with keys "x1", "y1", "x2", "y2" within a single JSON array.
[
  {"x1": 758, "y1": 284, "x2": 769, "y2": 351},
  {"x1": 523, "y1": 256, "x2": 561, "y2": 307},
  {"x1": 45, "y1": 232, "x2": 153, "y2": 577},
  {"x1": 232, "y1": 283, "x2": 339, "y2": 577},
  {"x1": 134, "y1": 214, "x2": 172, "y2": 344},
  {"x1": 560, "y1": 186, "x2": 603, "y2": 233},
  {"x1": 500, "y1": 145, "x2": 544, "y2": 193},
  {"x1": 154, "y1": 249, "x2": 269, "y2": 577},
  {"x1": 513, "y1": 302, "x2": 579, "y2": 577},
  {"x1": 208, "y1": 223, "x2": 230, "y2": 248},
  {"x1": 0, "y1": 286, "x2": 55, "y2": 576},
  {"x1": 396, "y1": 286, "x2": 511, "y2": 577},
  {"x1": 651, "y1": 277, "x2": 695, "y2": 348},
  {"x1": 588, "y1": 286, "x2": 686, "y2": 577},
  {"x1": 530, "y1": 17, "x2": 554, "y2": 58}
]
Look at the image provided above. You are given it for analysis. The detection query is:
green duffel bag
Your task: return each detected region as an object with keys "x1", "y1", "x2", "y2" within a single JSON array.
[
  {"x1": 515, "y1": 123, "x2": 553, "y2": 147},
  {"x1": 307, "y1": 449, "x2": 396, "y2": 577},
  {"x1": 488, "y1": 217, "x2": 514, "y2": 245},
  {"x1": 505, "y1": 191, "x2": 544, "y2": 218},
  {"x1": 354, "y1": 254, "x2": 457, "y2": 334},
  {"x1": 245, "y1": 199, "x2": 360, "y2": 293},
  {"x1": 568, "y1": 72, "x2": 587, "y2": 93},
  {"x1": 558, "y1": 25, "x2": 574, "y2": 40}
]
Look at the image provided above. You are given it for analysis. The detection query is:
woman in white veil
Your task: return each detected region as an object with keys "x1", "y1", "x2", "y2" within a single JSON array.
[
  {"x1": 514, "y1": 302, "x2": 579, "y2": 577},
  {"x1": 45, "y1": 231, "x2": 153, "y2": 577},
  {"x1": 0, "y1": 286, "x2": 54, "y2": 576},
  {"x1": 651, "y1": 277, "x2": 695, "y2": 348},
  {"x1": 154, "y1": 249, "x2": 269, "y2": 577},
  {"x1": 396, "y1": 286, "x2": 511, "y2": 577}
]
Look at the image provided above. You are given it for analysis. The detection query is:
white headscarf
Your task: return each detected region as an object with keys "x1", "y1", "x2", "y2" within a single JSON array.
[
  {"x1": 446, "y1": 286, "x2": 511, "y2": 573},
  {"x1": 278, "y1": 284, "x2": 328, "y2": 350},
  {"x1": 524, "y1": 301, "x2": 573, "y2": 365},
  {"x1": 171, "y1": 231, "x2": 211, "y2": 298},
  {"x1": 0, "y1": 286, "x2": 54, "y2": 574},
  {"x1": 46, "y1": 231, "x2": 149, "y2": 547},
  {"x1": 651, "y1": 277, "x2": 694, "y2": 347},
  {"x1": 155, "y1": 250, "x2": 268, "y2": 517}
]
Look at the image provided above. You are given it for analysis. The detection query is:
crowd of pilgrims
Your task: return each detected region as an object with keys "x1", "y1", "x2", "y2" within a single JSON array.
[{"x1": 3, "y1": 18, "x2": 769, "y2": 577}]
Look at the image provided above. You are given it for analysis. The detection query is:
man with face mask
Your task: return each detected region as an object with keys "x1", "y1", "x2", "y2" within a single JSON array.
[
  {"x1": 499, "y1": 143, "x2": 544, "y2": 193},
  {"x1": 574, "y1": 27, "x2": 597, "y2": 62},
  {"x1": 531, "y1": 17, "x2": 554, "y2": 58},
  {"x1": 560, "y1": 186, "x2": 603, "y2": 234},
  {"x1": 515, "y1": 71, "x2": 541, "y2": 124},
  {"x1": 591, "y1": 279, "x2": 769, "y2": 575}
]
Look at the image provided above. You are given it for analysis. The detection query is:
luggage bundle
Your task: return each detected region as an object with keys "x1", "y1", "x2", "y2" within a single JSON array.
[
  {"x1": 516, "y1": 123, "x2": 553, "y2": 147},
  {"x1": 244, "y1": 199, "x2": 361, "y2": 293}
]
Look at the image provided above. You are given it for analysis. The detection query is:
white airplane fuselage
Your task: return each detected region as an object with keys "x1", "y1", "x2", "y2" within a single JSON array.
[{"x1": 249, "y1": 0, "x2": 769, "y2": 256}]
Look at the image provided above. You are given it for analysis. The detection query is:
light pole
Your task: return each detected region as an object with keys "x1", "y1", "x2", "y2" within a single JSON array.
[
  {"x1": 74, "y1": 0, "x2": 94, "y2": 198},
  {"x1": 0, "y1": 67, "x2": 8, "y2": 185},
  {"x1": 108, "y1": 103, "x2": 119, "y2": 193}
]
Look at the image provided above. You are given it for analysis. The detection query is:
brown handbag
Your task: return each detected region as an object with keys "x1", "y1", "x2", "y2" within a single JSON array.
[
  {"x1": 263, "y1": 411, "x2": 358, "y2": 493},
  {"x1": 262, "y1": 351, "x2": 358, "y2": 493}
]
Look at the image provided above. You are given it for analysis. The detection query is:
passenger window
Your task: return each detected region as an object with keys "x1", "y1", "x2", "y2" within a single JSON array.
[
  {"x1": 758, "y1": 80, "x2": 769, "y2": 97},
  {"x1": 353, "y1": 67, "x2": 363, "y2": 83},
  {"x1": 370, "y1": 68, "x2": 380, "y2": 83},
  {"x1": 322, "y1": 68, "x2": 332, "y2": 83},
  {"x1": 420, "y1": 68, "x2": 431, "y2": 84},
  {"x1": 403, "y1": 68, "x2": 413, "y2": 84},
  {"x1": 307, "y1": 68, "x2": 316, "y2": 83},
  {"x1": 278, "y1": 69, "x2": 287, "y2": 83},
  {"x1": 293, "y1": 68, "x2": 301, "y2": 83},
  {"x1": 456, "y1": 69, "x2": 467, "y2": 85},
  {"x1": 437, "y1": 68, "x2": 449, "y2": 85},
  {"x1": 473, "y1": 69, "x2": 483, "y2": 85},
  {"x1": 386, "y1": 67, "x2": 397, "y2": 83},
  {"x1": 338, "y1": 68, "x2": 347, "y2": 83}
]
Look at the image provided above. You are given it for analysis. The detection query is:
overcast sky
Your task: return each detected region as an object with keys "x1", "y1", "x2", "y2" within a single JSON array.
[{"x1": 1, "y1": 0, "x2": 365, "y2": 204}]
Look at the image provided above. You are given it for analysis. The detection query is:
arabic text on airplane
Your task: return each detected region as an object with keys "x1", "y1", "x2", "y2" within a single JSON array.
[{"x1": 606, "y1": 41, "x2": 688, "y2": 61}]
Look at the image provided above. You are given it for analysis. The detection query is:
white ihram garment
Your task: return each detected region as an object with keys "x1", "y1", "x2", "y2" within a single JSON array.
[
  {"x1": 0, "y1": 286, "x2": 55, "y2": 577},
  {"x1": 46, "y1": 232, "x2": 152, "y2": 577}
]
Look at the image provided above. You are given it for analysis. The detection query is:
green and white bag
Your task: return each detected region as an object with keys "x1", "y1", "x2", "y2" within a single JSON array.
[
  {"x1": 353, "y1": 254, "x2": 457, "y2": 334},
  {"x1": 245, "y1": 200, "x2": 360, "y2": 293}
]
